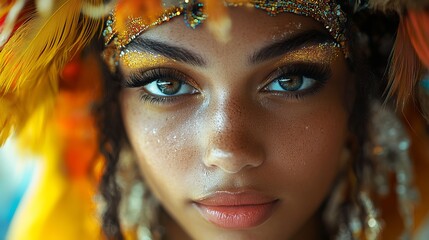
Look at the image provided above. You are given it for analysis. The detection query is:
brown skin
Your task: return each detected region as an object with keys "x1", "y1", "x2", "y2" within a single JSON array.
[{"x1": 120, "y1": 8, "x2": 353, "y2": 240}]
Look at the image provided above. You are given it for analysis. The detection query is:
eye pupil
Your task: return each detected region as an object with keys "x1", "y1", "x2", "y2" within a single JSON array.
[
  {"x1": 156, "y1": 79, "x2": 181, "y2": 95},
  {"x1": 278, "y1": 76, "x2": 303, "y2": 91}
]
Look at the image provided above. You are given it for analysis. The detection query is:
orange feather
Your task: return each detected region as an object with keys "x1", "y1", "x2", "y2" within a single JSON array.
[
  {"x1": 406, "y1": 10, "x2": 429, "y2": 69},
  {"x1": 386, "y1": 17, "x2": 422, "y2": 109}
]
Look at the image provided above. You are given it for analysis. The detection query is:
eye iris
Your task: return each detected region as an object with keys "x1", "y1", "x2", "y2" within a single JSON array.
[
  {"x1": 156, "y1": 79, "x2": 181, "y2": 95},
  {"x1": 278, "y1": 76, "x2": 303, "y2": 91}
]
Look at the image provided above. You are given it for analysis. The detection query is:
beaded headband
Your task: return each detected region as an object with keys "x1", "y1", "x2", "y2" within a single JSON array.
[{"x1": 103, "y1": 0, "x2": 349, "y2": 71}]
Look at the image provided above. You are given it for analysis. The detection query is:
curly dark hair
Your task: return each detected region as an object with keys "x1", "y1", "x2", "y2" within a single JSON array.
[
  {"x1": 93, "y1": 39, "x2": 127, "y2": 239},
  {"x1": 92, "y1": 9, "x2": 394, "y2": 239}
]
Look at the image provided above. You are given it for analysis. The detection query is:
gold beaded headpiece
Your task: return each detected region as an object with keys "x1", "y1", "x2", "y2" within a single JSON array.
[{"x1": 103, "y1": 0, "x2": 348, "y2": 71}]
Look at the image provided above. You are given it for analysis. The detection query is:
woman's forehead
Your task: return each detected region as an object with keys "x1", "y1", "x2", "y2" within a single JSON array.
[
  {"x1": 138, "y1": 9, "x2": 326, "y2": 54},
  {"x1": 107, "y1": 0, "x2": 347, "y2": 48},
  {"x1": 104, "y1": 1, "x2": 349, "y2": 72},
  {"x1": 121, "y1": 9, "x2": 342, "y2": 78}
]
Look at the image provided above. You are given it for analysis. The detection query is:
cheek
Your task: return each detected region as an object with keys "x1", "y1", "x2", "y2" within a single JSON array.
[
  {"x1": 120, "y1": 91, "x2": 201, "y2": 202},
  {"x1": 261, "y1": 84, "x2": 349, "y2": 209},
  {"x1": 266, "y1": 108, "x2": 347, "y2": 193},
  {"x1": 120, "y1": 65, "x2": 351, "y2": 236},
  {"x1": 121, "y1": 93, "x2": 348, "y2": 198}
]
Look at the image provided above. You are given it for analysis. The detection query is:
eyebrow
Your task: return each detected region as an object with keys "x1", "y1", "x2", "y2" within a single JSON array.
[
  {"x1": 249, "y1": 30, "x2": 335, "y2": 64},
  {"x1": 126, "y1": 38, "x2": 207, "y2": 66},
  {"x1": 125, "y1": 29, "x2": 334, "y2": 67}
]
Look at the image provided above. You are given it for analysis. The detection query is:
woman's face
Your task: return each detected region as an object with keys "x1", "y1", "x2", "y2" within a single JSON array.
[{"x1": 120, "y1": 8, "x2": 353, "y2": 240}]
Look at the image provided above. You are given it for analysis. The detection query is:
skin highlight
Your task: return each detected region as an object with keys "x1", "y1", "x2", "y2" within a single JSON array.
[{"x1": 119, "y1": 8, "x2": 354, "y2": 240}]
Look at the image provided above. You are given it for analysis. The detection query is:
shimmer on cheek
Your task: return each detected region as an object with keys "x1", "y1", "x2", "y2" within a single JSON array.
[
  {"x1": 278, "y1": 43, "x2": 341, "y2": 65},
  {"x1": 120, "y1": 50, "x2": 174, "y2": 69}
]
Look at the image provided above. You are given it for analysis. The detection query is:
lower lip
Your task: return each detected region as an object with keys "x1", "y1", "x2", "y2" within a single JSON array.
[{"x1": 195, "y1": 201, "x2": 277, "y2": 229}]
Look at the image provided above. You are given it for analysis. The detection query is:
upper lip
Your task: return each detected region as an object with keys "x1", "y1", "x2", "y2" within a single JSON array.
[{"x1": 194, "y1": 191, "x2": 278, "y2": 206}]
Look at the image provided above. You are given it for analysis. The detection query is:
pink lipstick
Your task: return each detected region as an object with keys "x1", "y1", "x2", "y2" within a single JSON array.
[{"x1": 194, "y1": 191, "x2": 278, "y2": 229}]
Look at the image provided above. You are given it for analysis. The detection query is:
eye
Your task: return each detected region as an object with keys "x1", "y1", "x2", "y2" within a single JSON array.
[
  {"x1": 264, "y1": 75, "x2": 317, "y2": 92},
  {"x1": 261, "y1": 64, "x2": 331, "y2": 99},
  {"x1": 144, "y1": 78, "x2": 198, "y2": 97},
  {"x1": 123, "y1": 68, "x2": 200, "y2": 104}
]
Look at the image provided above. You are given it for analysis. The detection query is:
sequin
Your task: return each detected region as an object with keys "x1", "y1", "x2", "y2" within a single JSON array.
[{"x1": 103, "y1": 0, "x2": 349, "y2": 72}]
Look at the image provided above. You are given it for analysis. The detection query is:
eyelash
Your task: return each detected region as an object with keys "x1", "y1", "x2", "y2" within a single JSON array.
[
  {"x1": 123, "y1": 63, "x2": 331, "y2": 104},
  {"x1": 262, "y1": 63, "x2": 331, "y2": 100},
  {"x1": 123, "y1": 68, "x2": 196, "y2": 104}
]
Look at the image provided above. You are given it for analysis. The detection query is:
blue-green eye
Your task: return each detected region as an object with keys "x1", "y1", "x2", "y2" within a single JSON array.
[
  {"x1": 124, "y1": 68, "x2": 199, "y2": 100},
  {"x1": 264, "y1": 75, "x2": 317, "y2": 92},
  {"x1": 262, "y1": 64, "x2": 330, "y2": 97},
  {"x1": 143, "y1": 79, "x2": 198, "y2": 96}
]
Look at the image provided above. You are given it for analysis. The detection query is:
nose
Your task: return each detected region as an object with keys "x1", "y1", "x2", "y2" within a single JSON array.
[{"x1": 202, "y1": 94, "x2": 265, "y2": 174}]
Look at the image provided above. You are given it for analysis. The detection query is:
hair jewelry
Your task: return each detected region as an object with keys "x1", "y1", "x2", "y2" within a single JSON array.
[{"x1": 102, "y1": 0, "x2": 349, "y2": 72}]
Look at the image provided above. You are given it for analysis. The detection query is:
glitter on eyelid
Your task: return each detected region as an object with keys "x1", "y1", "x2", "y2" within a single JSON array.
[
  {"x1": 120, "y1": 50, "x2": 173, "y2": 69},
  {"x1": 278, "y1": 43, "x2": 341, "y2": 65}
]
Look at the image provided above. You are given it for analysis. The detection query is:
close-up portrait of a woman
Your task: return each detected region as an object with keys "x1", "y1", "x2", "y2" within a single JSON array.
[{"x1": 1, "y1": 0, "x2": 429, "y2": 240}]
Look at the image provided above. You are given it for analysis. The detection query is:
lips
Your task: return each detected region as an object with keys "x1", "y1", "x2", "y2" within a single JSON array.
[{"x1": 194, "y1": 191, "x2": 278, "y2": 229}]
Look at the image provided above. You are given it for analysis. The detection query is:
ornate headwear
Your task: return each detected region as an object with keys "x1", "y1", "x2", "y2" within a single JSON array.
[
  {"x1": 103, "y1": 0, "x2": 349, "y2": 72},
  {"x1": 1, "y1": 1, "x2": 428, "y2": 240},
  {"x1": 367, "y1": 0, "x2": 429, "y2": 122},
  {"x1": 0, "y1": 1, "x2": 106, "y2": 239}
]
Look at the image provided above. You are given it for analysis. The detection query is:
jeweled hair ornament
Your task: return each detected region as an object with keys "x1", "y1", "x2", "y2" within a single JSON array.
[{"x1": 103, "y1": 0, "x2": 349, "y2": 72}]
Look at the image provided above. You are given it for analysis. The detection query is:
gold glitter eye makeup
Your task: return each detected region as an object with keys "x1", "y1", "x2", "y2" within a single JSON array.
[
  {"x1": 278, "y1": 43, "x2": 341, "y2": 65},
  {"x1": 123, "y1": 68, "x2": 199, "y2": 104},
  {"x1": 262, "y1": 63, "x2": 331, "y2": 100},
  {"x1": 120, "y1": 50, "x2": 173, "y2": 69}
]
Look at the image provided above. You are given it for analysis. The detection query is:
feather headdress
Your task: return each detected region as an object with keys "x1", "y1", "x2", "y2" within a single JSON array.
[
  {"x1": 368, "y1": 0, "x2": 429, "y2": 120},
  {"x1": 368, "y1": 0, "x2": 429, "y2": 12},
  {"x1": 0, "y1": 1, "x2": 110, "y2": 239},
  {"x1": 0, "y1": 0, "x2": 106, "y2": 150},
  {"x1": 113, "y1": 0, "x2": 235, "y2": 44}
]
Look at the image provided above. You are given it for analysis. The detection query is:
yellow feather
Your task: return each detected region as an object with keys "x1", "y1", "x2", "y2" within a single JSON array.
[
  {"x1": 0, "y1": 0, "x2": 26, "y2": 47},
  {"x1": 0, "y1": 0, "x2": 15, "y2": 20},
  {"x1": 1, "y1": 1, "x2": 107, "y2": 239},
  {"x1": 0, "y1": 0, "x2": 104, "y2": 152}
]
